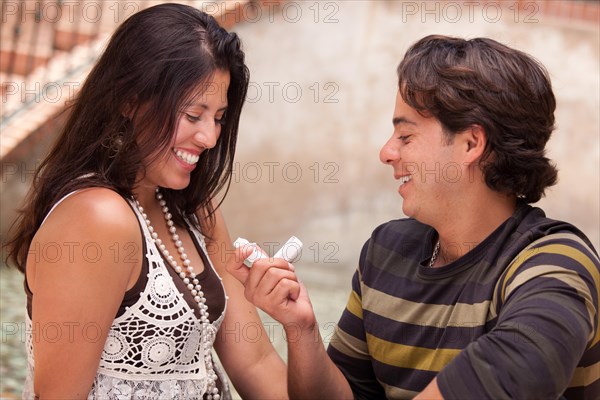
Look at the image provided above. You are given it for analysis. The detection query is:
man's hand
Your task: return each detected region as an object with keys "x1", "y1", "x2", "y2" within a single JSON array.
[{"x1": 226, "y1": 249, "x2": 317, "y2": 331}]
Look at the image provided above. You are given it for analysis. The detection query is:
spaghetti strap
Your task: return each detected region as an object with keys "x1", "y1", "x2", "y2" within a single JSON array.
[{"x1": 39, "y1": 190, "x2": 82, "y2": 227}]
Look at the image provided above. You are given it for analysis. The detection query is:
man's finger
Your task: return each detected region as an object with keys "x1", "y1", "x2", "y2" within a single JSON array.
[{"x1": 225, "y1": 246, "x2": 253, "y2": 284}]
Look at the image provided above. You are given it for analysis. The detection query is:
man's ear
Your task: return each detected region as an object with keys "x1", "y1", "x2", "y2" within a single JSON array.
[{"x1": 463, "y1": 124, "x2": 486, "y2": 163}]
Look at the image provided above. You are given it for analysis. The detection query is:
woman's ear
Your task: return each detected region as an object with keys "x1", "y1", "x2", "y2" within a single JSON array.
[{"x1": 121, "y1": 99, "x2": 138, "y2": 120}]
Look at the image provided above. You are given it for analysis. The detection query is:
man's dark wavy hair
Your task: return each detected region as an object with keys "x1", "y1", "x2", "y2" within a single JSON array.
[{"x1": 397, "y1": 35, "x2": 558, "y2": 203}]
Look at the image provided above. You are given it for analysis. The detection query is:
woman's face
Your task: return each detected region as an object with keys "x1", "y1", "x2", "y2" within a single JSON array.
[{"x1": 140, "y1": 69, "x2": 231, "y2": 191}]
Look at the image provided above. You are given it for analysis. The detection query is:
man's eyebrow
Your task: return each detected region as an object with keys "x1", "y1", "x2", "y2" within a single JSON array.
[{"x1": 393, "y1": 117, "x2": 417, "y2": 127}]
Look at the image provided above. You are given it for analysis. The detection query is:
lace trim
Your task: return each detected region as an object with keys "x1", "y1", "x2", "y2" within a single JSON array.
[{"x1": 87, "y1": 373, "x2": 207, "y2": 400}]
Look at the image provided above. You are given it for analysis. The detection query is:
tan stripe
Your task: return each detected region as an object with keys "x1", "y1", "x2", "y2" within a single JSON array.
[
  {"x1": 490, "y1": 235, "x2": 556, "y2": 319},
  {"x1": 569, "y1": 361, "x2": 600, "y2": 387},
  {"x1": 366, "y1": 333, "x2": 461, "y2": 372},
  {"x1": 381, "y1": 382, "x2": 419, "y2": 399},
  {"x1": 361, "y1": 283, "x2": 490, "y2": 328},
  {"x1": 346, "y1": 290, "x2": 363, "y2": 319},
  {"x1": 554, "y1": 245, "x2": 600, "y2": 347},
  {"x1": 502, "y1": 251, "x2": 546, "y2": 302},
  {"x1": 505, "y1": 264, "x2": 595, "y2": 342},
  {"x1": 501, "y1": 243, "x2": 600, "y2": 345},
  {"x1": 329, "y1": 325, "x2": 370, "y2": 360},
  {"x1": 501, "y1": 234, "x2": 599, "y2": 302},
  {"x1": 491, "y1": 233, "x2": 597, "y2": 321},
  {"x1": 545, "y1": 233, "x2": 600, "y2": 265},
  {"x1": 500, "y1": 234, "x2": 576, "y2": 302}
]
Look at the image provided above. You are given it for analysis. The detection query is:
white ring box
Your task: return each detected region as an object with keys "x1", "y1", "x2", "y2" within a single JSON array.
[{"x1": 233, "y1": 236, "x2": 303, "y2": 267}]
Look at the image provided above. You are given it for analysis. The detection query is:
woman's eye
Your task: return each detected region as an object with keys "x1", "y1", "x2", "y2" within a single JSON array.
[
  {"x1": 185, "y1": 113, "x2": 201, "y2": 122},
  {"x1": 398, "y1": 135, "x2": 411, "y2": 143},
  {"x1": 185, "y1": 112, "x2": 226, "y2": 125}
]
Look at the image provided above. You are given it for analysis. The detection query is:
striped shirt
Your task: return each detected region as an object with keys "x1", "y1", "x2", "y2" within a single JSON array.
[{"x1": 327, "y1": 204, "x2": 600, "y2": 399}]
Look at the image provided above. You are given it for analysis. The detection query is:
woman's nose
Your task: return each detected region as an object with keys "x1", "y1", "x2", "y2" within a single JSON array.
[{"x1": 195, "y1": 120, "x2": 220, "y2": 149}]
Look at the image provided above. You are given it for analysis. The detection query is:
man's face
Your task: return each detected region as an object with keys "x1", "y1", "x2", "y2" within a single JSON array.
[{"x1": 379, "y1": 92, "x2": 467, "y2": 224}]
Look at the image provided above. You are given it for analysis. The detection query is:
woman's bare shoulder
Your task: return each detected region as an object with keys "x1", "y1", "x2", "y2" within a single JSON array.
[{"x1": 42, "y1": 187, "x2": 138, "y2": 235}]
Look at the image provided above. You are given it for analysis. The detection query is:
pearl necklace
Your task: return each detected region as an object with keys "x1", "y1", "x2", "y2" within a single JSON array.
[
  {"x1": 134, "y1": 188, "x2": 220, "y2": 400},
  {"x1": 429, "y1": 240, "x2": 441, "y2": 268}
]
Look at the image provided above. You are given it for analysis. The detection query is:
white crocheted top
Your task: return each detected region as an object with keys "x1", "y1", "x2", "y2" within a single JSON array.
[{"x1": 22, "y1": 193, "x2": 231, "y2": 400}]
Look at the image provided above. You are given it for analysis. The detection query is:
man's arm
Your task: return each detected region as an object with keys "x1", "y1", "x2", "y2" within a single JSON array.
[
  {"x1": 435, "y1": 234, "x2": 599, "y2": 398},
  {"x1": 226, "y1": 255, "x2": 353, "y2": 398},
  {"x1": 283, "y1": 290, "x2": 354, "y2": 400}
]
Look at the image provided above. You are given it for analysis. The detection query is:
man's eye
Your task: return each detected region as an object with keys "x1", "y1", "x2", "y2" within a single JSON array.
[{"x1": 398, "y1": 135, "x2": 411, "y2": 143}]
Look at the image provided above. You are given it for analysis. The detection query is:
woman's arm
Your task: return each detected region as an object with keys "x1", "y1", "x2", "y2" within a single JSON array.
[
  {"x1": 223, "y1": 222, "x2": 354, "y2": 399},
  {"x1": 29, "y1": 188, "x2": 141, "y2": 399},
  {"x1": 205, "y1": 207, "x2": 290, "y2": 399}
]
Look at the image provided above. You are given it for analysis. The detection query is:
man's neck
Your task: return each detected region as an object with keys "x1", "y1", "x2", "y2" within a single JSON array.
[{"x1": 432, "y1": 191, "x2": 517, "y2": 266}]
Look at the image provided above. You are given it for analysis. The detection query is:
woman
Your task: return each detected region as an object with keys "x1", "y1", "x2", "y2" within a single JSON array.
[{"x1": 6, "y1": 3, "x2": 292, "y2": 399}]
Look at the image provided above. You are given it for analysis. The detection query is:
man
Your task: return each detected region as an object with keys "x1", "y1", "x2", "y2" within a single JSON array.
[{"x1": 228, "y1": 35, "x2": 600, "y2": 399}]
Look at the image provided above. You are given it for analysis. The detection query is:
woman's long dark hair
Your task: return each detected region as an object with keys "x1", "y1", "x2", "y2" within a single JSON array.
[{"x1": 6, "y1": 3, "x2": 250, "y2": 272}]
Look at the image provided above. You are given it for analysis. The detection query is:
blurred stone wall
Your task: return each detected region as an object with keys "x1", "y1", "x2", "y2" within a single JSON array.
[{"x1": 1, "y1": 1, "x2": 598, "y2": 397}]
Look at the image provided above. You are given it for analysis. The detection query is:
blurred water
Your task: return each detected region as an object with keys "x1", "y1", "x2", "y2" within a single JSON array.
[{"x1": 2, "y1": 1, "x2": 599, "y2": 398}]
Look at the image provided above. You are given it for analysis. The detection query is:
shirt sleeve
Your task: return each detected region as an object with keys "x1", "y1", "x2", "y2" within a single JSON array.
[
  {"x1": 437, "y1": 234, "x2": 600, "y2": 399},
  {"x1": 327, "y1": 241, "x2": 386, "y2": 399}
]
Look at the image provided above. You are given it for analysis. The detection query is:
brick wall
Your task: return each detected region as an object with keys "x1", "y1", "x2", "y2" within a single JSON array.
[{"x1": 491, "y1": 0, "x2": 599, "y2": 25}]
